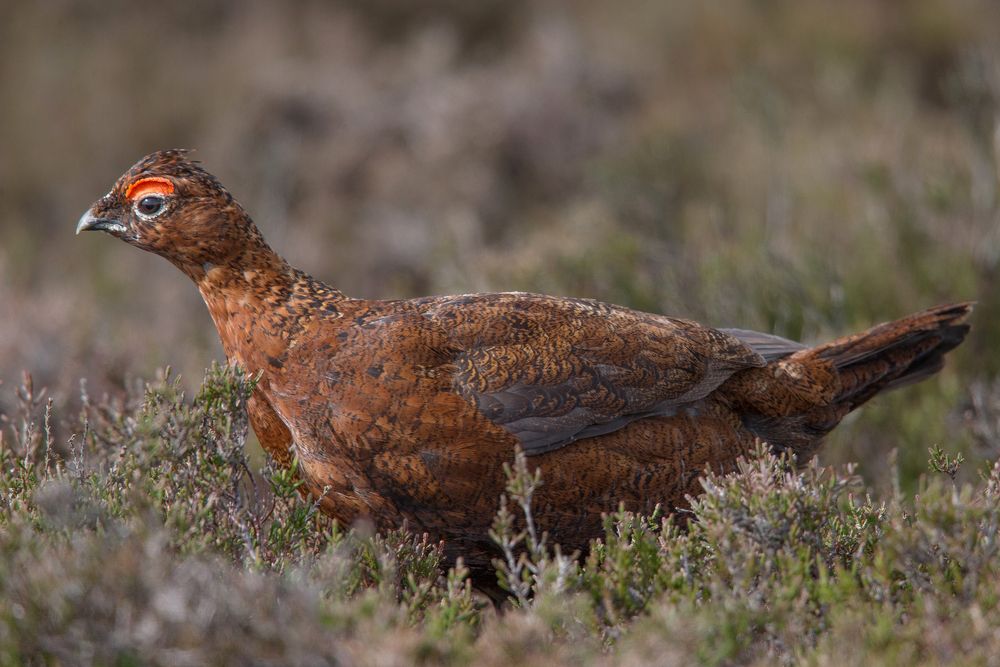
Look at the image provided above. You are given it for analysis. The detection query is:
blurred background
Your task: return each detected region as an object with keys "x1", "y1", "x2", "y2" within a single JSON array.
[{"x1": 3, "y1": 0, "x2": 1000, "y2": 491}]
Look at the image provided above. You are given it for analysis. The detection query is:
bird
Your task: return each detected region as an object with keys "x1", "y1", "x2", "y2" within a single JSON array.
[{"x1": 78, "y1": 149, "x2": 971, "y2": 588}]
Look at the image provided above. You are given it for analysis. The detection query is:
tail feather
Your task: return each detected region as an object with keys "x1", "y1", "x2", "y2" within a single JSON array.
[
  {"x1": 814, "y1": 302, "x2": 972, "y2": 408},
  {"x1": 813, "y1": 302, "x2": 972, "y2": 366},
  {"x1": 723, "y1": 302, "x2": 973, "y2": 459}
]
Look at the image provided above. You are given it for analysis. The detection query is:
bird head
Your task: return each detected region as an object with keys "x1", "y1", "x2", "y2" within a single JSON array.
[{"x1": 77, "y1": 150, "x2": 264, "y2": 276}]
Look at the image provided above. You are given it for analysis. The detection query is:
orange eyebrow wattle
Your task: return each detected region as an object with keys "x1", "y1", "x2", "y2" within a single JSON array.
[{"x1": 125, "y1": 177, "x2": 175, "y2": 200}]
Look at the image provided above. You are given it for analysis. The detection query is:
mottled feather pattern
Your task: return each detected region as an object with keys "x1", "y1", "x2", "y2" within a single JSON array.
[{"x1": 79, "y1": 150, "x2": 973, "y2": 586}]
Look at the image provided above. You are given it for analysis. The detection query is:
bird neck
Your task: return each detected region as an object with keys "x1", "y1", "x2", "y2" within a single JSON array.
[{"x1": 193, "y1": 241, "x2": 345, "y2": 376}]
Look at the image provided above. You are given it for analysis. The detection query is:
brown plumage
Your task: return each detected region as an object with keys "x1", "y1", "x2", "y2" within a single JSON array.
[{"x1": 78, "y1": 150, "x2": 972, "y2": 586}]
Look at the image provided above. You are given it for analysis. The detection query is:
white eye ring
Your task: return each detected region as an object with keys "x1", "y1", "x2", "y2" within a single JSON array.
[{"x1": 134, "y1": 195, "x2": 167, "y2": 220}]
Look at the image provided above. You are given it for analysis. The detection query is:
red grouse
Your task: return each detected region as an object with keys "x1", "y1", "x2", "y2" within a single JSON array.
[{"x1": 78, "y1": 150, "x2": 971, "y2": 583}]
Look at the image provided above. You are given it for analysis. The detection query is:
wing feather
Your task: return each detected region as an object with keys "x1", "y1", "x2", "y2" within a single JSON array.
[{"x1": 421, "y1": 293, "x2": 765, "y2": 454}]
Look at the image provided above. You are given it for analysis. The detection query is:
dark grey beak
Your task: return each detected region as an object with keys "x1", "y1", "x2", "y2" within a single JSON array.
[{"x1": 76, "y1": 209, "x2": 125, "y2": 235}]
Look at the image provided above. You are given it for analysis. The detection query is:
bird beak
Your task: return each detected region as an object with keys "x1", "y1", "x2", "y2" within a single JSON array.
[{"x1": 76, "y1": 209, "x2": 126, "y2": 235}]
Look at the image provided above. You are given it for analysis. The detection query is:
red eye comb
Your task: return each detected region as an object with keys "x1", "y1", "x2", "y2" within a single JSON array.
[{"x1": 126, "y1": 177, "x2": 174, "y2": 200}]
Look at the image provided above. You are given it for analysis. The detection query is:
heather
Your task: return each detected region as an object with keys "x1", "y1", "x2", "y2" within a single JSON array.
[{"x1": 2, "y1": 365, "x2": 1000, "y2": 664}]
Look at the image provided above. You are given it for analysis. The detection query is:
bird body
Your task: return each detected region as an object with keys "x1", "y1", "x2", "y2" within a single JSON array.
[{"x1": 79, "y1": 151, "x2": 971, "y2": 581}]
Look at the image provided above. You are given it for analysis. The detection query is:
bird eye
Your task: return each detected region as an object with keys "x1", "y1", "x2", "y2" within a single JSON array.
[{"x1": 135, "y1": 195, "x2": 165, "y2": 218}]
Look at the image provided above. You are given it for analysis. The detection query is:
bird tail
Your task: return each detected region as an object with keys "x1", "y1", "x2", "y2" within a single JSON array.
[
  {"x1": 723, "y1": 302, "x2": 973, "y2": 458},
  {"x1": 808, "y1": 302, "x2": 972, "y2": 406}
]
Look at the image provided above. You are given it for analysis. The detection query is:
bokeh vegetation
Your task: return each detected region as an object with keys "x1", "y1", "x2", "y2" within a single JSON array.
[
  {"x1": 3, "y1": 0, "x2": 1000, "y2": 662},
  {"x1": 3, "y1": 0, "x2": 999, "y2": 490}
]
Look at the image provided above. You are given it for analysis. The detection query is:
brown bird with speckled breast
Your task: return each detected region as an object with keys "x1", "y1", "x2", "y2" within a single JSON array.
[{"x1": 78, "y1": 150, "x2": 971, "y2": 588}]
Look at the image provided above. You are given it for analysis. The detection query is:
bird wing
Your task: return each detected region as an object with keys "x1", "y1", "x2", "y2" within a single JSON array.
[
  {"x1": 418, "y1": 293, "x2": 766, "y2": 455},
  {"x1": 719, "y1": 328, "x2": 807, "y2": 361}
]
